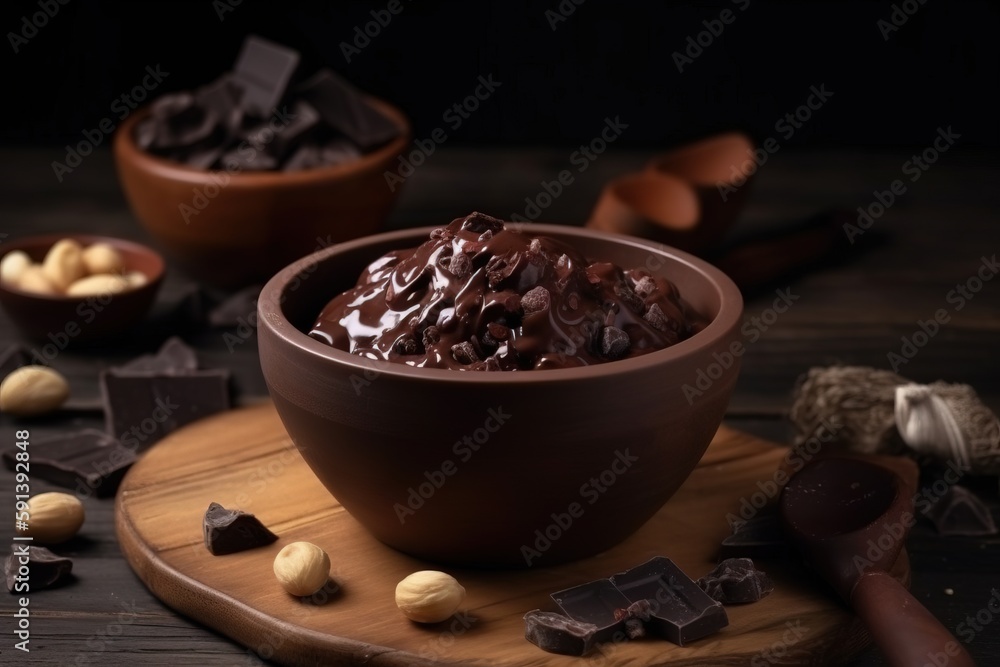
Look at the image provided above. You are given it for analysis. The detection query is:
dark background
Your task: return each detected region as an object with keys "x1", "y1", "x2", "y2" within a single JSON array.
[{"x1": 2, "y1": 0, "x2": 998, "y2": 150}]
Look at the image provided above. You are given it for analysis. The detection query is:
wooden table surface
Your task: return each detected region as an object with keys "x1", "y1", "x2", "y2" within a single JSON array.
[{"x1": 0, "y1": 146, "x2": 998, "y2": 665}]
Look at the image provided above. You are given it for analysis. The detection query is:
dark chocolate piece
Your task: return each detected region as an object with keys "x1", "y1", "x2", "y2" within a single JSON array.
[
  {"x1": 450, "y1": 341, "x2": 479, "y2": 365},
  {"x1": 207, "y1": 285, "x2": 262, "y2": 328},
  {"x1": 6, "y1": 544, "x2": 72, "y2": 593},
  {"x1": 697, "y1": 558, "x2": 774, "y2": 604},
  {"x1": 551, "y1": 578, "x2": 631, "y2": 644},
  {"x1": 610, "y1": 556, "x2": 728, "y2": 646},
  {"x1": 232, "y1": 35, "x2": 300, "y2": 116},
  {"x1": 600, "y1": 326, "x2": 630, "y2": 360},
  {"x1": 926, "y1": 485, "x2": 998, "y2": 536},
  {"x1": 614, "y1": 599, "x2": 654, "y2": 639},
  {"x1": 100, "y1": 369, "x2": 231, "y2": 452},
  {"x1": 2, "y1": 429, "x2": 134, "y2": 498},
  {"x1": 295, "y1": 69, "x2": 400, "y2": 150},
  {"x1": 194, "y1": 75, "x2": 244, "y2": 141},
  {"x1": 521, "y1": 286, "x2": 550, "y2": 314},
  {"x1": 268, "y1": 100, "x2": 321, "y2": 159},
  {"x1": 113, "y1": 336, "x2": 199, "y2": 374},
  {"x1": 523, "y1": 610, "x2": 598, "y2": 656},
  {"x1": 718, "y1": 511, "x2": 787, "y2": 560},
  {"x1": 0, "y1": 344, "x2": 31, "y2": 380},
  {"x1": 319, "y1": 140, "x2": 362, "y2": 166},
  {"x1": 203, "y1": 502, "x2": 278, "y2": 555}
]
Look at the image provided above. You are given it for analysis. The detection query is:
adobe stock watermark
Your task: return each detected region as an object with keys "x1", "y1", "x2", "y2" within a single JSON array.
[
  {"x1": 878, "y1": 0, "x2": 928, "y2": 41},
  {"x1": 70, "y1": 600, "x2": 142, "y2": 665},
  {"x1": 7, "y1": 0, "x2": 70, "y2": 54},
  {"x1": 843, "y1": 126, "x2": 960, "y2": 243},
  {"x1": 887, "y1": 254, "x2": 997, "y2": 372},
  {"x1": 339, "y1": 0, "x2": 411, "y2": 62},
  {"x1": 672, "y1": 0, "x2": 751, "y2": 73},
  {"x1": 545, "y1": 0, "x2": 586, "y2": 31},
  {"x1": 726, "y1": 418, "x2": 840, "y2": 530},
  {"x1": 509, "y1": 115, "x2": 628, "y2": 222},
  {"x1": 750, "y1": 620, "x2": 809, "y2": 666},
  {"x1": 953, "y1": 588, "x2": 1000, "y2": 647},
  {"x1": 384, "y1": 74, "x2": 502, "y2": 192},
  {"x1": 521, "y1": 448, "x2": 639, "y2": 566},
  {"x1": 51, "y1": 65, "x2": 170, "y2": 182},
  {"x1": 682, "y1": 287, "x2": 799, "y2": 405},
  {"x1": 213, "y1": 0, "x2": 242, "y2": 21},
  {"x1": 717, "y1": 84, "x2": 834, "y2": 202},
  {"x1": 393, "y1": 406, "x2": 512, "y2": 524},
  {"x1": 179, "y1": 105, "x2": 298, "y2": 223}
]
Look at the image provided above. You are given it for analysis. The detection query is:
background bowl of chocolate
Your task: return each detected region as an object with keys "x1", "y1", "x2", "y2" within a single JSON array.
[
  {"x1": 0, "y1": 233, "x2": 165, "y2": 344},
  {"x1": 257, "y1": 218, "x2": 743, "y2": 568},
  {"x1": 113, "y1": 36, "x2": 411, "y2": 288}
]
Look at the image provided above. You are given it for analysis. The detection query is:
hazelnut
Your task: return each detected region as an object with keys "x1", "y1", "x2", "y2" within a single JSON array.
[
  {"x1": 21, "y1": 492, "x2": 85, "y2": 544},
  {"x1": 273, "y1": 541, "x2": 330, "y2": 596},
  {"x1": 66, "y1": 273, "x2": 130, "y2": 297},
  {"x1": 41, "y1": 239, "x2": 86, "y2": 292},
  {"x1": 81, "y1": 243, "x2": 125, "y2": 275},
  {"x1": 16, "y1": 265, "x2": 58, "y2": 295},
  {"x1": 395, "y1": 570, "x2": 466, "y2": 623},
  {"x1": 0, "y1": 366, "x2": 70, "y2": 416},
  {"x1": 123, "y1": 270, "x2": 148, "y2": 287},
  {"x1": 0, "y1": 250, "x2": 31, "y2": 285}
]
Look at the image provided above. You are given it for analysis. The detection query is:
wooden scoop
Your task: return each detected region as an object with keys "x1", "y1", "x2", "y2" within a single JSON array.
[{"x1": 780, "y1": 458, "x2": 975, "y2": 667}]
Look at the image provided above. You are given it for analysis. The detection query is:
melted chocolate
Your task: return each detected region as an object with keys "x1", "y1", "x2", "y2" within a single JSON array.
[{"x1": 310, "y1": 212, "x2": 704, "y2": 370}]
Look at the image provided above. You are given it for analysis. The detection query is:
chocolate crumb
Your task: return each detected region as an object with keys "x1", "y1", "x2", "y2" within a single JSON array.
[
  {"x1": 634, "y1": 276, "x2": 657, "y2": 298},
  {"x1": 451, "y1": 341, "x2": 479, "y2": 364},
  {"x1": 421, "y1": 326, "x2": 441, "y2": 347},
  {"x1": 461, "y1": 211, "x2": 505, "y2": 234},
  {"x1": 644, "y1": 303, "x2": 671, "y2": 333},
  {"x1": 394, "y1": 335, "x2": 420, "y2": 355},
  {"x1": 521, "y1": 286, "x2": 551, "y2": 314},
  {"x1": 447, "y1": 252, "x2": 471, "y2": 279}
]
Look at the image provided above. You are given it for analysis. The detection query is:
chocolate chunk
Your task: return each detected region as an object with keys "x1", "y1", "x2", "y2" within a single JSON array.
[
  {"x1": 523, "y1": 610, "x2": 598, "y2": 656},
  {"x1": 6, "y1": 544, "x2": 72, "y2": 593},
  {"x1": 521, "y1": 286, "x2": 551, "y2": 314},
  {"x1": 450, "y1": 342, "x2": 479, "y2": 365},
  {"x1": 719, "y1": 511, "x2": 787, "y2": 560},
  {"x1": 614, "y1": 283, "x2": 645, "y2": 315},
  {"x1": 113, "y1": 337, "x2": 199, "y2": 374},
  {"x1": 643, "y1": 303, "x2": 672, "y2": 333},
  {"x1": 611, "y1": 556, "x2": 729, "y2": 646},
  {"x1": 100, "y1": 370, "x2": 231, "y2": 452},
  {"x1": 697, "y1": 558, "x2": 774, "y2": 604},
  {"x1": 600, "y1": 326, "x2": 630, "y2": 360},
  {"x1": 194, "y1": 75, "x2": 244, "y2": 140},
  {"x1": 614, "y1": 599, "x2": 654, "y2": 639},
  {"x1": 447, "y1": 252, "x2": 471, "y2": 279},
  {"x1": 470, "y1": 356, "x2": 501, "y2": 372},
  {"x1": 551, "y1": 578, "x2": 631, "y2": 644},
  {"x1": 486, "y1": 322, "x2": 510, "y2": 341},
  {"x1": 2, "y1": 429, "x2": 135, "y2": 498},
  {"x1": 486, "y1": 255, "x2": 515, "y2": 289},
  {"x1": 460, "y1": 211, "x2": 505, "y2": 235},
  {"x1": 207, "y1": 286, "x2": 262, "y2": 329},
  {"x1": 203, "y1": 502, "x2": 278, "y2": 555},
  {"x1": 421, "y1": 326, "x2": 441, "y2": 347},
  {"x1": 231, "y1": 35, "x2": 300, "y2": 116},
  {"x1": 528, "y1": 238, "x2": 543, "y2": 255},
  {"x1": 394, "y1": 335, "x2": 419, "y2": 355},
  {"x1": 295, "y1": 69, "x2": 399, "y2": 150},
  {"x1": 268, "y1": 100, "x2": 321, "y2": 159},
  {"x1": 633, "y1": 275, "x2": 657, "y2": 298},
  {"x1": 926, "y1": 485, "x2": 998, "y2": 536},
  {"x1": 0, "y1": 344, "x2": 30, "y2": 380}
]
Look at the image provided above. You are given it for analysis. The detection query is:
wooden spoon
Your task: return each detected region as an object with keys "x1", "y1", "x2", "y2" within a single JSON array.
[{"x1": 780, "y1": 458, "x2": 975, "y2": 667}]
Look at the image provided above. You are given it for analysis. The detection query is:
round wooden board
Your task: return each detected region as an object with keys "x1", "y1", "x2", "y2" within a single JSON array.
[{"x1": 115, "y1": 402, "x2": 903, "y2": 666}]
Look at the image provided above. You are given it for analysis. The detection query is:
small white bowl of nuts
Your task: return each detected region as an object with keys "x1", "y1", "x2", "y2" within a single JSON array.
[{"x1": 0, "y1": 234, "x2": 165, "y2": 344}]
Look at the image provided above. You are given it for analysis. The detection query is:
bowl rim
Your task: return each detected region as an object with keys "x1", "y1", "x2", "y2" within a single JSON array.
[
  {"x1": 113, "y1": 94, "x2": 412, "y2": 186},
  {"x1": 0, "y1": 233, "x2": 166, "y2": 301},
  {"x1": 259, "y1": 223, "x2": 744, "y2": 385}
]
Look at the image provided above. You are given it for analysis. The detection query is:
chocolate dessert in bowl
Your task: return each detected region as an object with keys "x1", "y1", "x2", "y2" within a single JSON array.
[{"x1": 258, "y1": 213, "x2": 743, "y2": 567}]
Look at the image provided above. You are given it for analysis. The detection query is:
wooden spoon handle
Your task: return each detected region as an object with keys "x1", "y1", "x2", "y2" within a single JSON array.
[{"x1": 852, "y1": 571, "x2": 976, "y2": 667}]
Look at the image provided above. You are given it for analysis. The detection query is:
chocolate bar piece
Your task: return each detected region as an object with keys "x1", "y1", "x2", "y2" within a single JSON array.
[
  {"x1": 610, "y1": 556, "x2": 728, "y2": 646},
  {"x1": 0, "y1": 344, "x2": 30, "y2": 380},
  {"x1": 100, "y1": 369, "x2": 230, "y2": 452},
  {"x1": 268, "y1": 100, "x2": 321, "y2": 159},
  {"x1": 194, "y1": 75, "x2": 245, "y2": 141},
  {"x1": 295, "y1": 69, "x2": 400, "y2": 150},
  {"x1": 2, "y1": 429, "x2": 134, "y2": 499},
  {"x1": 697, "y1": 558, "x2": 774, "y2": 604},
  {"x1": 718, "y1": 510, "x2": 786, "y2": 560},
  {"x1": 203, "y1": 502, "x2": 278, "y2": 555},
  {"x1": 551, "y1": 578, "x2": 631, "y2": 644},
  {"x1": 523, "y1": 610, "x2": 598, "y2": 656},
  {"x1": 232, "y1": 35, "x2": 300, "y2": 116},
  {"x1": 6, "y1": 544, "x2": 73, "y2": 592},
  {"x1": 926, "y1": 485, "x2": 998, "y2": 536},
  {"x1": 113, "y1": 336, "x2": 199, "y2": 374}
]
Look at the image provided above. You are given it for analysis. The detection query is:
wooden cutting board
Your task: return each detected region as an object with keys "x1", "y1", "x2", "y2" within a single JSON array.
[{"x1": 116, "y1": 402, "x2": 909, "y2": 666}]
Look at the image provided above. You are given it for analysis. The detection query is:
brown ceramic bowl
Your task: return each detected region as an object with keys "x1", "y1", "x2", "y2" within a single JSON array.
[
  {"x1": 113, "y1": 97, "x2": 411, "y2": 289},
  {"x1": 258, "y1": 224, "x2": 743, "y2": 568},
  {"x1": 0, "y1": 234, "x2": 164, "y2": 345}
]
